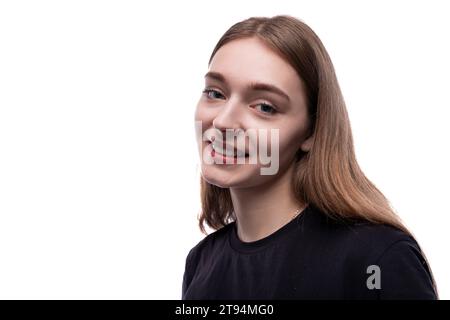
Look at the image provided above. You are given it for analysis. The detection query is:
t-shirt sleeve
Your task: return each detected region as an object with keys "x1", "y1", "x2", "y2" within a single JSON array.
[{"x1": 376, "y1": 239, "x2": 437, "y2": 300}]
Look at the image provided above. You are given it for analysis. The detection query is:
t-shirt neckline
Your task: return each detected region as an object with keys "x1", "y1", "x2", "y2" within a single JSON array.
[{"x1": 228, "y1": 204, "x2": 311, "y2": 254}]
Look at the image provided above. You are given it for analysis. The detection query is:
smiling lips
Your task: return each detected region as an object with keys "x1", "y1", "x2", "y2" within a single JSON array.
[
  {"x1": 211, "y1": 141, "x2": 248, "y2": 156},
  {"x1": 209, "y1": 141, "x2": 249, "y2": 164}
]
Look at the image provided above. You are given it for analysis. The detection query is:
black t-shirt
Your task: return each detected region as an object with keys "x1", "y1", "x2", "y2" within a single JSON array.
[{"x1": 182, "y1": 204, "x2": 437, "y2": 300}]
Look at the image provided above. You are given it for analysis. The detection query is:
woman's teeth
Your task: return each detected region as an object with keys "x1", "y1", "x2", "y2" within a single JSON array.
[{"x1": 211, "y1": 143, "x2": 247, "y2": 157}]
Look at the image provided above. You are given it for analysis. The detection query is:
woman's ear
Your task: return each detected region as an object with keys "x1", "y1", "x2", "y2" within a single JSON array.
[{"x1": 300, "y1": 134, "x2": 314, "y2": 152}]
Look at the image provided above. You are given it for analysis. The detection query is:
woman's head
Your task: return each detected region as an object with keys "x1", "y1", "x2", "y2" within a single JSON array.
[{"x1": 195, "y1": 36, "x2": 313, "y2": 188}]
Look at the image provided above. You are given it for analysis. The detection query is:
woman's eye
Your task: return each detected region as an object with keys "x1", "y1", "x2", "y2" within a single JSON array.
[
  {"x1": 202, "y1": 88, "x2": 224, "y2": 100},
  {"x1": 202, "y1": 89, "x2": 277, "y2": 116},
  {"x1": 255, "y1": 103, "x2": 277, "y2": 115}
]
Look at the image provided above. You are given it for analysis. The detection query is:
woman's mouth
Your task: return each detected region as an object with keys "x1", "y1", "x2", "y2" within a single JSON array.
[{"x1": 208, "y1": 142, "x2": 249, "y2": 164}]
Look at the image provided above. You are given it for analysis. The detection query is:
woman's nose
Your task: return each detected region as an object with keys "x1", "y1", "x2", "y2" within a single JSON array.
[{"x1": 212, "y1": 98, "x2": 244, "y2": 132}]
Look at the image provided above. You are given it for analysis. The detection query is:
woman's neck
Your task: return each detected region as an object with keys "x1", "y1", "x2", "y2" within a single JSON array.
[{"x1": 229, "y1": 163, "x2": 307, "y2": 243}]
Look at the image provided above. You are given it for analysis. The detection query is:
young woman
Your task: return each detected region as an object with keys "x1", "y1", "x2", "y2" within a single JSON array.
[{"x1": 182, "y1": 15, "x2": 438, "y2": 300}]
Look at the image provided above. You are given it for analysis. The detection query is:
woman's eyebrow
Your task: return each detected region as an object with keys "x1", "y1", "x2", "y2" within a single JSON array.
[{"x1": 204, "y1": 71, "x2": 291, "y2": 102}]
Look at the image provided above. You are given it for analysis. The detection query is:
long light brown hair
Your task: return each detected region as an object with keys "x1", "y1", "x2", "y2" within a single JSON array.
[{"x1": 197, "y1": 15, "x2": 437, "y2": 296}]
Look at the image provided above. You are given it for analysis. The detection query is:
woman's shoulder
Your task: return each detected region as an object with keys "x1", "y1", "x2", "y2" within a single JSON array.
[
  {"x1": 340, "y1": 219, "x2": 418, "y2": 257},
  {"x1": 341, "y1": 222, "x2": 436, "y2": 299},
  {"x1": 306, "y1": 204, "x2": 420, "y2": 259},
  {"x1": 307, "y1": 208, "x2": 436, "y2": 299},
  {"x1": 185, "y1": 222, "x2": 235, "y2": 264},
  {"x1": 307, "y1": 206, "x2": 432, "y2": 269}
]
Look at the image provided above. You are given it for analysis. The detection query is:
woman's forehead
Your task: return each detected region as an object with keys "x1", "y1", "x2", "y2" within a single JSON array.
[{"x1": 208, "y1": 37, "x2": 301, "y2": 92}]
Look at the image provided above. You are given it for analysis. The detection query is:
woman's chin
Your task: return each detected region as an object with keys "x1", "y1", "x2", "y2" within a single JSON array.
[
  {"x1": 200, "y1": 165, "x2": 246, "y2": 188},
  {"x1": 200, "y1": 166, "x2": 237, "y2": 188},
  {"x1": 200, "y1": 164, "x2": 265, "y2": 189}
]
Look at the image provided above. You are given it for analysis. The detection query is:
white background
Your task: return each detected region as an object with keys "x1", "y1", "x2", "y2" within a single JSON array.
[{"x1": 0, "y1": 0, "x2": 448, "y2": 299}]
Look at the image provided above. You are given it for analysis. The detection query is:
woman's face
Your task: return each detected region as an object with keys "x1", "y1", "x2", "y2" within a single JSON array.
[{"x1": 195, "y1": 37, "x2": 312, "y2": 188}]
